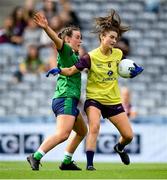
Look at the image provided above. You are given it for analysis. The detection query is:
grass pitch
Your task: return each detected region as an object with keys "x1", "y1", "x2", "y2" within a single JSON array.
[{"x1": 0, "y1": 161, "x2": 167, "y2": 179}]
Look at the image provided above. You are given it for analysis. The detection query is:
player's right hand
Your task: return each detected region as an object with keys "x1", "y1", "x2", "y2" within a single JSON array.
[
  {"x1": 33, "y1": 12, "x2": 48, "y2": 29},
  {"x1": 130, "y1": 63, "x2": 144, "y2": 78},
  {"x1": 46, "y1": 68, "x2": 61, "y2": 77}
]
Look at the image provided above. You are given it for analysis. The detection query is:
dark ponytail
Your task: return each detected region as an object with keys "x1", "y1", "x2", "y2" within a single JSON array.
[{"x1": 94, "y1": 9, "x2": 130, "y2": 37}]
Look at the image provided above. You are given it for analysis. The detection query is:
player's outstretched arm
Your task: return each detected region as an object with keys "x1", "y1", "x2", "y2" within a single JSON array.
[
  {"x1": 46, "y1": 65, "x2": 79, "y2": 77},
  {"x1": 33, "y1": 12, "x2": 63, "y2": 50},
  {"x1": 61, "y1": 66, "x2": 79, "y2": 76},
  {"x1": 46, "y1": 54, "x2": 90, "y2": 77}
]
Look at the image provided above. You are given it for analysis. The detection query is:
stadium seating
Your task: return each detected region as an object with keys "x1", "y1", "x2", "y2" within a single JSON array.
[{"x1": 0, "y1": 0, "x2": 167, "y2": 123}]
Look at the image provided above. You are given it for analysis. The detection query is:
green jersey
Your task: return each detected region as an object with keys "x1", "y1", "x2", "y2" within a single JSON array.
[{"x1": 53, "y1": 43, "x2": 81, "y2": 100}]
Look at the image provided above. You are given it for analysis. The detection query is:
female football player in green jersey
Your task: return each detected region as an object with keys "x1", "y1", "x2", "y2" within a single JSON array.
[
  {"x1": 47, "y1": 9, "x2": 143, "y2": 170},
  {"x1": 27, "y1": 12, "x2": 87, "y2": 171}
]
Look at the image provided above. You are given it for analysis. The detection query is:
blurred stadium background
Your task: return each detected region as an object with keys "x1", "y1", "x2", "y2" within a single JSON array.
[{"x1": 0, "y1": 0, "x2": 167, "y2": 164}]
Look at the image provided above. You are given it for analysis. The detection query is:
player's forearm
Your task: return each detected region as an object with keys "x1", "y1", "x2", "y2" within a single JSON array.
[
  {"x1": 60, "y1": 66, "x2": 79, "y2": 76},
  {"x1": 44, "y1": 25, "x2": 62, "y2": 50}
]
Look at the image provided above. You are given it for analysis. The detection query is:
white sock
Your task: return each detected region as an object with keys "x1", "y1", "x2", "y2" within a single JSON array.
[
  {"x1": 64, "y1": 151, "x2": 73, "y2": 157},
  {"x1": 38, "y1": 149, "x2": 46, "y2": 156}
]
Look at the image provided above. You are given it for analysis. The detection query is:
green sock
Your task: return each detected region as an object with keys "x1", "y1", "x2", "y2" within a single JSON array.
[
  {"x1": 33, "y1": 151, "x2": 43, "y2": 160},
  {"x1": 63, "y1": 154, "x2": 72, "y2": 164}
]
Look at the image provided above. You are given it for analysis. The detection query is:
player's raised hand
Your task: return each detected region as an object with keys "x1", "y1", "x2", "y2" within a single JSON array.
[{"x1": 33, "y1": 12, "x2": 48, "y2": 29}]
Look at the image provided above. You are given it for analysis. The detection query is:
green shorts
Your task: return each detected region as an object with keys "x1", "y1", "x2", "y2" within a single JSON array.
[{"x1": 52, "y1": 97, "x2": 79, "y2": 117}]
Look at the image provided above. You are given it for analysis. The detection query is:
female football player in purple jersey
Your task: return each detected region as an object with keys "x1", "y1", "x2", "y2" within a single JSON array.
[{"x1": 47, "y1": 9, "x2": 143, "y2": 170}]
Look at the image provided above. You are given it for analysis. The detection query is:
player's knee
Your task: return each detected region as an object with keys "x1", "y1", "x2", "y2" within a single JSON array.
[
  {"x1": 56, "y1": 132, "x2": 70, "y2": 142},
  {"x1": 89, "y1": 124, "x2": 100, "y2": 135},
  {"x1": 61, "y1": 134, "x2": 70, "y2": 142},
  {"x1": 125, "y1": 133, "x2": 133, "y2": 143}
]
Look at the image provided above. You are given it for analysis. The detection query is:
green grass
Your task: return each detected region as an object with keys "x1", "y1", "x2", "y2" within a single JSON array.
[{"x1": 0, "y1": 161, "x2": 167, "y2": 179}]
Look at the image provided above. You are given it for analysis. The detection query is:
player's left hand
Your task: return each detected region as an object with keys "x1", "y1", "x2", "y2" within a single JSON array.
[
  {"x1": 130, "y1": 63, "x2": 144, "y2": 78},
  {"x1": 46, "y1": 68, "x2": 61, "y2": 77}
]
